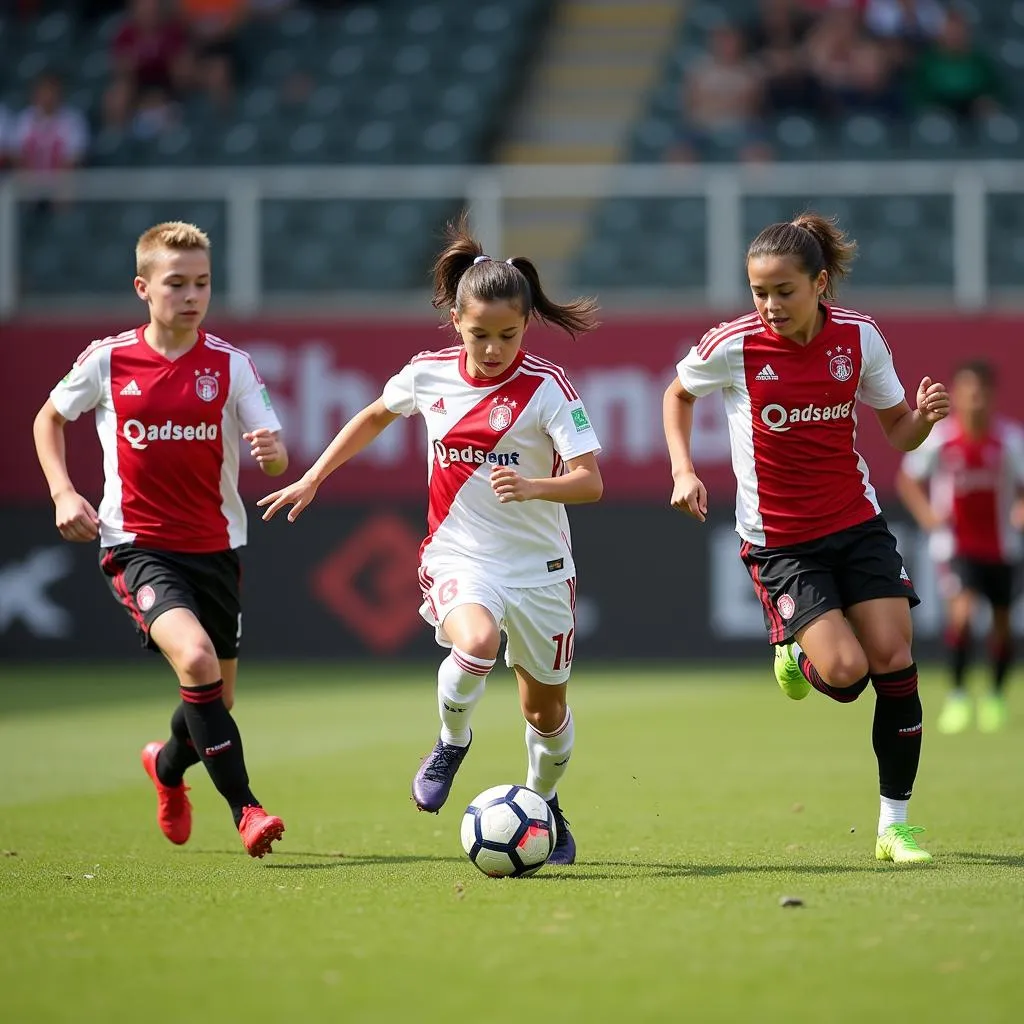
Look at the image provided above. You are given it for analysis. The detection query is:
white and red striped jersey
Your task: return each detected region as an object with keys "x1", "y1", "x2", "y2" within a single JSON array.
[
  {"x1": 382, "y1": 346, "x2": 601, "y2": 588},
  {"x1": 901, "y1": 417, "x2": 1024, "y2": 563},
  {"x1": 677, "y1": 305, "x2": 905, "y2": 548},
  {"x1": 49, "y1": 327, "x2": 281, "y2": 553}
]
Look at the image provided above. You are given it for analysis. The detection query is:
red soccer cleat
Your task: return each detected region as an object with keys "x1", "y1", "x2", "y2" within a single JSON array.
[
  {"x1": 140, "y1": 741, "x2": 192, "y2": 845},
  {"x1": 238, "y1": 805, "x2": 285, "y2": 858}
]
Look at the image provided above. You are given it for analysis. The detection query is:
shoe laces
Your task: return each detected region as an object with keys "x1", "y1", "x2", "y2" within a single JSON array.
[
  {"x1": 421, "y1": 742, "x2": 464, "y2": 782},
  {"x1": 888, "y1": 824, "x2": 925, "y2": 846},
  {"x1": 548, "y1": 801, "x2": 571, "y2": 841}
]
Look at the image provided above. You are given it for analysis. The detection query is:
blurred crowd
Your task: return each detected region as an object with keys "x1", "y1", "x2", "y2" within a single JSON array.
[
  {"x1": 674, "y1": 0, "x2": 1005, "y2": 162},
  {"x1": 0, "y1": 0, "x2": 334, "y2": 173}
]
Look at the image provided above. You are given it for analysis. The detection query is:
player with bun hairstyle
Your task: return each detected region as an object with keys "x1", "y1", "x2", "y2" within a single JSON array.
[
  {"x1": 664, "y1": 213, "x2": 950, "y2": 864},
  {"x1": 260, "y1": 214, "x2": 603, "y2": 864}
]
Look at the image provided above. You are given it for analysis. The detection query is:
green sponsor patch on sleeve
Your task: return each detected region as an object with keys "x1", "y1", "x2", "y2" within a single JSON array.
[
  {"x1": 260, "y1": 386, "x2": 272, "y2": 410},
  {"x1": 571, "y1": 406, "x2": 591, "y2": 432}
]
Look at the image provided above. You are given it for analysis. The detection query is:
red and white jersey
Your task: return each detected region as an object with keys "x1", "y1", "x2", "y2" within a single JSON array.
[
  {"x1": 50, "y1": 327, "x2": 281, "y2": 553},
  {"x1": 677, "y1": 305, "x2": 905, "y2": 548},
  {"x1": 382, "y1": 346, "x2": 601, "y2": 588},
  {"x1": 13, "y1": 104, "x2": 88, "y2": 170},
  {"x1": 901, "y1": 417, "x2": 1024, "y2": 563}
]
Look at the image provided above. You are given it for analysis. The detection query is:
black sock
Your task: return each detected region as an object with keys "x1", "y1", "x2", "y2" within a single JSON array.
[
  {"x1": 798, "y1": 653, "x2": 870, "y2": 703},
  {"x1": 992, "y1": 639, "x2": 1013, "y2": 694},
  {"x1": 155, "y1": 702, "x2": 202, "y2": 787},
  {"x1": 871, "y1": 664, "x2": 922, "y2": 800},
  {"x1": 180, "y1": 681, "x2": 258, "y2": 827},
  {"x1": 946, "y1": 627, "x2": 970, "y2": 690}
]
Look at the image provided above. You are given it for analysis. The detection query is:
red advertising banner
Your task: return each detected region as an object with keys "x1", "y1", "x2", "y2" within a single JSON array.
[{"x1": 6, "y1": 312, "x2": 1016, "y2": 506}]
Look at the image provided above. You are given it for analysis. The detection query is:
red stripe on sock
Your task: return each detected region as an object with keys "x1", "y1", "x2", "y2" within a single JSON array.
[{"x1": 180, "y1": 684, "x2": 224, "y2": 705}]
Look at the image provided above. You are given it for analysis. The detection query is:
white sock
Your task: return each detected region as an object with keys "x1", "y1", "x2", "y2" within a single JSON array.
[
  {"x1": 438, "y1": 647, "x2": 493, "y2": 747},
  {"x1": 878, "y1": 796, "x2": 909, "y2": 835},
  {"x1": 525, "y1": 707, "x2": 574, "y2": 801}
]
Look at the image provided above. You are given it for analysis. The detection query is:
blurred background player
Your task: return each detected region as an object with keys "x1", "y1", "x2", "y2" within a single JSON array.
[
  {"x1": 32, "y1": 221, "x2": 289, "y2": 859},
  {"x1": 258, "y1": 216, "x2": 602, "y2": 865},
  {"x1": 664, "y1": 213, "x2": 949, "y2": 865},
  {"x1": 897, "y1": 360, "x2": 1024, "y2": 734}
]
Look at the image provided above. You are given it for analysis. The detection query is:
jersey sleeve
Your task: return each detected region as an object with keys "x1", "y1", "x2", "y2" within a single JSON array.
[
  {"x1": 676, "y1": 329, "x2": 736, "y2": 397},
  {"x1": 857, "y1": 323, "x2": 906, "y2": 410},
  {"x1": 381, "y1": 361, "x2": 419, "y2": 417},
  {"x1": 542, "y1": 380, "x2": 602, "y2": 462},
  {"x1": 900, "y1": 428, "x2": 941, "y2": 480},
  {"x1": 232, "y1": 351, "x2": 282, "y2": 434},
  {"x1": 49, "y1": 348, "x2": 105, "y2": 421}
]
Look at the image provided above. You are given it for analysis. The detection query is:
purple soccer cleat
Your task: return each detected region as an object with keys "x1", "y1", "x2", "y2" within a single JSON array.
[
  {"x1": 412, "y1": 734, "x2": 472, "y2": 813},
  {"x1": 546, "y1": 794, "x2": 576, "y2": 865}
]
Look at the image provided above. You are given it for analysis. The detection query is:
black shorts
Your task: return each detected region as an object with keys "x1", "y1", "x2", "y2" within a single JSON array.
[
  {"x1": 944, "y1": 557, "x2": 1017, "y2": 609},
  {"x1": 99, "y1": 545, "x2": 242, "y2": 658},
  {"x1": 740, "y1": 515, "x2": 920, "y2": 646}
]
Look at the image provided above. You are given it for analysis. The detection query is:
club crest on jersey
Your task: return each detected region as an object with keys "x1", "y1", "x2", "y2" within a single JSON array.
[
  {"x1": 489, "y1": 395, "x2": 517, "y2": 431},
  {"x1": 827, "y1": 346, "x2": 854, "y2": 382},
  {"x1": 195, "y1": 368, "x2": 220, "y2": 402}
]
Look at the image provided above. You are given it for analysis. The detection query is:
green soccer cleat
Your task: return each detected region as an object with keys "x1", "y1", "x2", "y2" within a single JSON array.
[
  {"x1": 774, "y1": 643, "x2": 811, "y2": 700},
  {"x1": 875, "y1": 824, "x2": 933, "y2": 865},
  {"x1": 937, "y1": 695, "x2": 972, "y2": 734},
  {"x1": 977, "y1": 695, "x2": 1008, "y2": 734}
]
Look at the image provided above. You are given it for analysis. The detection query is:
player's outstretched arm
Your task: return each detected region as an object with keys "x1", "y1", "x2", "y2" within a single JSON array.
[
  {"x1": 258, "y1": 398, "x2": 400, "y2": 522},
  {"x1": 662, "y1": 379, "x2": 708, "y2": 523},
  {"x1": 490, "y1": 452, "x2": 603, "y2": 505},
  {"x1": 876, "y1": 376, "x2": 950, "y2": 452},
  {"x1": 32, "y1": 399, "x2": 100, "y2": 542}
]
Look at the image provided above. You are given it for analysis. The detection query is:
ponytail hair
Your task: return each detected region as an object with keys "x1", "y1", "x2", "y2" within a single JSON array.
[
  {"x1": 431, "y1": 212, "x2": 599, "y2": 338},
  {"x1": 746, "y1": 212, "x2": 857, "y2": 299}
]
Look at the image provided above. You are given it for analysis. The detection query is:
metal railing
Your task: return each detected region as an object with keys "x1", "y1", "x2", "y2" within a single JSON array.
[{"x1": 3, "y1": 160, "x2": 1024, "y2": 317}]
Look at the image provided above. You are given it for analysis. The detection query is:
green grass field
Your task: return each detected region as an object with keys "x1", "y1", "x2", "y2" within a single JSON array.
[{"x1": 2, "y1": 662, "x2": 1021, "y2": 1023}]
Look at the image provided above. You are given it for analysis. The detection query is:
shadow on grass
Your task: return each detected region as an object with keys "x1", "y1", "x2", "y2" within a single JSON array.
[
  {"x1": 193, "y1": 849, "x2": 876, "y2": 878},
  {"x1": 947, "y1": 851, "x2": 1024, "y2": 868}
]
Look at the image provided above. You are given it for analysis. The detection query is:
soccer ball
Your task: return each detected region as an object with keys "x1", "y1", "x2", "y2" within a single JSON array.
[{"x1": 460, "y1": 784, "x2": 556, "y2": 878}]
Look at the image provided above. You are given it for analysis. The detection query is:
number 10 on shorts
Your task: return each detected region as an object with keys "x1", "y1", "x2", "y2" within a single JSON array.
[{"x1": 552, "y1": 629, "x2": 574, "y2": 671}]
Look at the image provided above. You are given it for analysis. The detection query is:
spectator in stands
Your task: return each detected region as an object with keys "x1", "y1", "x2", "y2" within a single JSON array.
[
  {"x1": 805, "y1": 7, "x2": 901, "y2": 116},
  {"x1": 110, "y1": 0, "x2": 192, "y2": 100},
  {"x1": 673, "y1": 23, "x2": 772, "y2": 164},
  {"x1": 864, "y1": 0, "x2": 946, "y2": 86},
  {"x1": 910, "y1": 10, "x2": 1003, "y2": 120},
  {"x1": 745, "y1": 0, "x2": 820, "y2": 116},
  {"x1": 178, "y1": 0, "x2": 249, "y2": 110},
  {"x1": 11, "y1": 72, "x2": 89, "y2": 172}
]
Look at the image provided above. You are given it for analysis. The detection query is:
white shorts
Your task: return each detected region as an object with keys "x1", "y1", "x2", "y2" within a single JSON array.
[{"x1": 419, "y1": 569, "x2": 578, "y2": 685}]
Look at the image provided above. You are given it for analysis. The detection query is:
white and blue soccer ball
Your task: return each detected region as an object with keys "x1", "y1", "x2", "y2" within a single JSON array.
[{"x1": 460, "y1": 784, "x2": 556, "y2": 878}]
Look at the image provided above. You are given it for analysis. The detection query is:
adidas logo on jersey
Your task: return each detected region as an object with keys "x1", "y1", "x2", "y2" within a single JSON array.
[
  {"x1": 119, "y1": 379, "x2": 143, "y2": 396},
  {"x1": 429, "y1": 397, "x2": 446, "y2": 414},
  {"x1": 755, "y1": 364, "x2": 778, "y2": 381}
]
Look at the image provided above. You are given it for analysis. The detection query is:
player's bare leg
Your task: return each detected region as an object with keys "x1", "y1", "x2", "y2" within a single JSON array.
[
  {"x1": 412, "y1": 604, "x2": 498, "y2": 813},
  {"x1": 846, "y1": 598, "x2": 931, "y2": 864},
  {"x1": 793, "y1": 610, "x2": 872, "y2": 700},
  {"x1": 516, "y1": 667, "x2": 575, "y2": 865},
  {"x1": 939, "y1": 589, "x2": 975, "y2": 734},
  {"x1": 980, "y1": 606, "x2": 1013, "y2": 733},
  {"x1": 149, "y1": 609, "x2": 283, "y2": 857}
]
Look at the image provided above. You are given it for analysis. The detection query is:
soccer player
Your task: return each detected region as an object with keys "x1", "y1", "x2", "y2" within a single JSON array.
[
  {"x1": 663, "y1": 213, "x2": 950, "y2": 865},
  {"x1": 258, "y1": 216, "x2": 602, "y2": 865},
  {"x1": 896, "y1": 360, "x2": 1024, "y2": 734},
  {"x1": 32, "y1": 221, "x2": 289, "y2": 858}
]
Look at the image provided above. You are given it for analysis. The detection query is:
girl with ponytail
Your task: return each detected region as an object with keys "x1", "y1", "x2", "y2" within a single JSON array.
[
  {"x1": 664, "y1": 211, "x2": 950, "y2": 865},
  {"x1": 259, "y1": 214, "x2": 603, "y2": 864}
]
